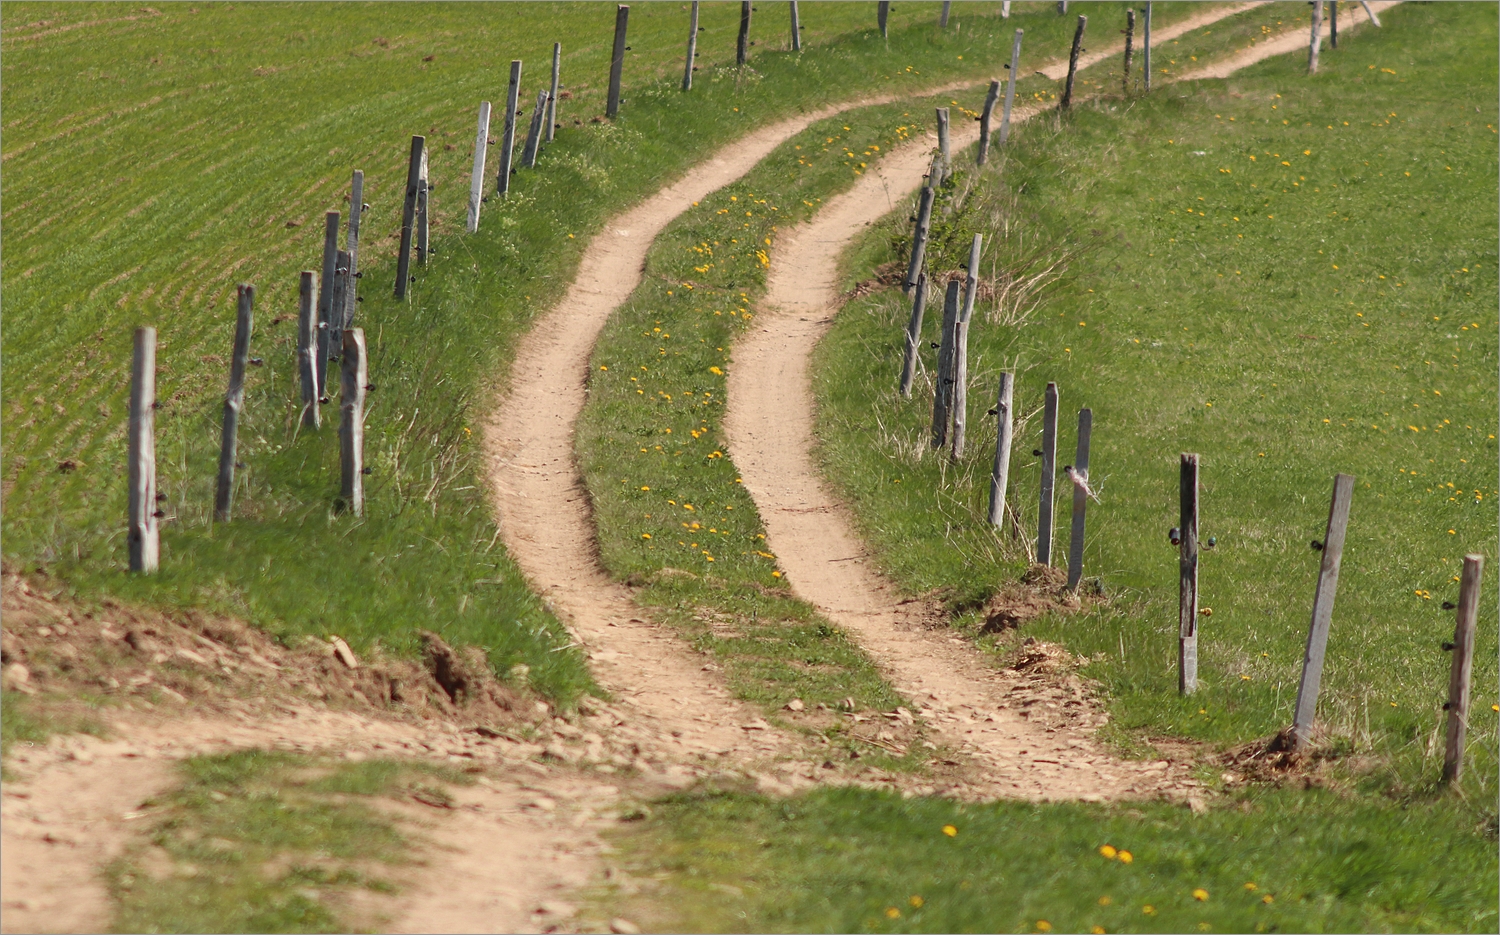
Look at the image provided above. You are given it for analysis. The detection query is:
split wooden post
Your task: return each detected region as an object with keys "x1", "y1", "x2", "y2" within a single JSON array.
[
  {"x1": 976, "y1": 79, "x2": 1001, "y2": 166},
  {"x1": 951, "y1": 234, "x2": 982, "y2": 461},
  {"x1": 395, "y1": 136, "x2": 424, "y2": 298},
  {"x1": 1329, "y1": 0, "x2": 1338, "y2": 48},
  {"x1": 1358, "y1": 0, "x2": 1380, "y2": 27},
  {"x1": 1442, "y1": 554, "x2": 1483, "y2": 784},
  {"x1": 999, "y1": 29, "x2": 1023, "y2": 146},
  {"x1": 128, "y1": 326, "x2": 159, "y2": 573},
  {"x1": 415, "y1": 150, "x2": 429, "y2": 266},
  {"x1": 1178, "y1": 453, "x2": 1200, "y2": 694},
  {"x1": 935, "y1": 106, "x2": 951, "y2": 171},
  {"x1": 1308, "y1": 0, "x2": 1323, "y2": 74},
  {"x1": 789, "y1": 0, "x2": 801, "y2": 51},
  {"x1": 1123, "y1": 9, "x2": 1135, "y2": 94},
  {"x1": 930, "y1": 279, "x2": 961, "y2": 449},
  {"x1": 498, "y1": 60, "x2": 522, "y2": 195},
  {"x1": 940, "y1": 1, "x2": 952, "y2": 27},
  {"x1": 1064, "y1": 407, "x2": 1092, "y2": 591},
  {"x1": 215, "y1": 285, "x2": 254, "y2": 522},
  {"x1": 317, "y1": 211, "x2": 339, "y2": 382},
  {"x1": 607, "y1": 5, "x2": 629, "y2": 118},
  {"x1": 878, "y1": 0, "x2": 890, "y2": 38},
  {"x1": 1291, "y1": 472, "x2": 1356, "y2": 750},
  {"x1": 467, "y1": 101, "x2": 492, "y2": 233},
  {"x1": 683, "y1": 1, "x2": 699, "y2": 89},
  {"x1": 737, "y1": 0, "x2": 751, "y2": 66},
  {"x1": 1142, "y1": 2, "x2": 1152, "y2": 91},
  {"x1": 339, "y1": 329, "x2": 368, "y2": 517},
  {"x1": 1062, "y1": 15, "x2": 1086, "y2": 110},
  {"x1": 522, "y1": 88, "x2": 548, "y2": 168},
  {"x1": 899, "y1": 272, "x2": 927, "y2": 398},
  {"x1": 345, "y1": 170, "x2": 363, "y2": 326},
  {"x1": 299, "y1": 271, "x2": 321, "y2": 427},
  {"x1": 904, "y1": 186, "x2": 935, "y2": 293},
  {"x1": 986, "y1": 372, "x2": 1014, "y2": 526},
  {"x1": 329, "y1": 250, "x2": 349, "y2": 356},
  {"x1": 547, "y1": 43, "x2": 561, "y2": 142},
  {"x1": 1036, "y1": 382, "x2": 1058, "y2": 565}
]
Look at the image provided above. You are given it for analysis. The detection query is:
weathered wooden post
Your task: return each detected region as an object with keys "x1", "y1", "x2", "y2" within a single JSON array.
[
  {"x1": 1329, "y1": 0, "x2": 1338, "y2": 48},
  {"x1": 395, "y1": 136, "x2": 423, "y2": 299},
  {"x1": 878, "y1": 0, "x2": 890, "y2": 38},
  {"x1": 128, "y1": 326, "x2": 159, "y2": 573},
  {"x1": 1142, "y1": 2, "x2": 1153, "y2": 92},
  {"x1": 547, "y1": 43, "x2": 562, "y2": 141},
  {"x1": 928, "y1": 151, "x2": 947, "y2": 191},
  {"x1": 683, "y1": 1, "x2": 699, "y2": 89},
  {"x1": 339, "y1": 329, "x2": 368, "y2": 517},
  {"x1": 318, "y1": 211, "x2": 339, "y2": 380},
  {"x1": 1122, "y1": 9, "x2": 1135, "y2": 94},
  {"x1": 1308, "y1": 0, "x2": 1323, "y2": 74},
  {"x1": 940, "y1": 1, "x2": 952, "y2": 26},
  {"x1": 904, "y1": 186, "x2": 935, "y2": 293},
  {"x1": 607, "y1": 5, "x2": 629, "y2": 118},
  {"x1": 329, "y1": 250, "x2": 349, "y2": 356},
  {"x1": 1291, "y1": 473, "x2": 1356, "y2": 750},
  {"x1": 467, "y1": 102, "x2": 492, "y2": 233},
  {"x1": 987, "y1": 372, "x2": 1014, "y2": 526},
  {"x1": 214, "y1": 285, "x2": 254, "y2": 522},
  {"x1": 935, "y1": 106, "x2": 951, "y2": 171},
  {"x1": 1064, "y1": 408, "x2": 1092, "y2": 591},
  {"x1": 1057, "y1": 0, "x2": 1067, "y2": 12},
  {"x1": 1442, "y1": 554, "x2": 1483, "y2": 784},
  {"x1": 1178, "y1": 453, "x2": 1199, "y2": 694},
  {"x1": 899, "y1": 272, "x2": 927, "y2": 398},
  {"x1": 930, "y1": 279, "x2": 961, "y2": 449},
  {"x1": 1036, "y1": 382, "x2": 1058, "y2": 565},
  {"x1": 498, "y1": 60, "x2": 522, "y2": 195},
  {"x1": 1062, "y1": 15, "x2": 1086, "y2": 110},
  {"x1": 737, "y1": 0, "x2": 751, "y2": 66},
  {"x1": 522, "y1": 88, "x2": 549, "y2": 168},
  {"x1": 299, "y1": 271, "x2": 321, "y2": 427},
  {"x1": 345, "y1": 170, "x2": 363, "y2": 326},
  {"x1": 789, "y1": 0, "x2": 801, "y2": 51},
  {"x1": 1001, "y1": 0, "x2": 1010, "y2": 18},
  {"x1": 976, "y1": 79, "x2": 1001, "y2": 166},
  {"x1": 951, "y1": 234, "x2": 982, "y2": 460},
  {"x1": 998, "y1": 29, "x2": 1023, "y2": 146},
  {"x1": 415, "y1": 150, "x2": 429, "y2": 266}
]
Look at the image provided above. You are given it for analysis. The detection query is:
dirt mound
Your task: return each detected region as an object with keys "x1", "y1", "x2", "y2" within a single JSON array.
[{"x1": 980, "y1": 563, "x2": 1085, "y2": 633}]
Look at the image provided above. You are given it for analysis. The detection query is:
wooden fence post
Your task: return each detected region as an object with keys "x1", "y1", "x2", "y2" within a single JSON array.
[
  {"x1": 930, "y1": 279, "x2": 961, "y2": 449},
  {"x1": 951, "y1": 234, "x2": 982, "y2": 460},
  {"x1": 547, "y1": 43, "x2": 562, "y2": 141},
  {"x1": 683, "y1": 1, "x2": 699, "y2": 89},
  {"x1": 878, "y1": 0, "x2": 890, "y2": 38},
  {"x1": 522, "y1": 88, "x2": 549, "y2": 168},
  {"x1": 790, "y1": 0, "x2": 801, "y2": 51},
  {"x1": 346, "y1": 170, "x2": 363, "y2": 327},
  {"x1": 318, "y1": 211, "x2": 339, "y2": 381},
  {"x1": 339, "y1": 329, "x2": 368, "y2": 517},
  {"x1": 1057, "y1": 0, "x2": 1067, "y2": 13},
  {"x1": 1002, "y1": 0, "x2": 1010, "y2": 17},
  {"x1": 467, "y1": 101, "x2": 492, "y2": 233},
  {"x1": 1178, "y1": 453, "x2": 1200, "y2": 694},
  {"x1": 1308, "y1": 0, "x2": 1323, "y2": 74},
  {"x1": 976, "y1": 79, "x2": 1001, "y2": 166},
  {"x1": 498, "y1": 60, "x2": 522, "y2": 195},
  {"x1": 215, "y1": 285, "x2": 254, "y2": 522},
  {"x1": 395, "y1": 136, "x2": 423, "y2": 298},
  {"x1": 1064, "y1": 407, "x2": 1092, "y2": 591},
  {"x1": 738, "y1": 0, "x2": 751, "y2": 66},
  {"x1": 1291, "y1": 472, "x2": 1356, "y2": 750},
  {"x1": 899, "y1": 271, "x2": 927, "y2": 398},
  {"x1": 1329, "y1": 0, "x2": 1338, "y2": 48},
  {"x1": 935, "y1": 106, "x2": 951, "y2": 171},
  {"x1": 1123, "y1": 9, "x2": 1135, "y2": 94},
  {"x1": 128, "y1": 326, "x2": 159, "y2": 573},
  {"x1": 1443, "y1": 554, "x2": 1483, "y2": 784},
  {"x1": 1036, "y1": 382, "x2": 1058, "y2": 565},
  {"x1": 999, "y1": 29, "x2": 1023, "y2": 146},
  {"x1": 1062, "y1": 15, "x2": 1086, "y2": 110},
  {"x1": 1143, "y1": 2, "x2": 1152, "y2": 91},
  {"x1": 940, "y1": 1, "x2": 952, "y2": 27},
  {"x1": 987, "y1": 372, "x2": 1014, "y2": 526},
  {"x1": 607, "y1": 5, "x2": 629, "y2": 118},
  {"x1": 299, "y1": 271, "x2": 321, "y2": 427},
  {"x1": 329, "y1": 249, "x2": 349, "y2": 356},
  {"x1": 904, "y1": 186, "x2": 935, "y2": 293},
  {"x1": 415, "y1": 150, "x2": 429, "y2": 266}
]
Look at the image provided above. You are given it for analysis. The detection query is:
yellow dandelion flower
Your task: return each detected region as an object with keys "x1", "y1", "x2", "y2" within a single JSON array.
[
  {"x1": 1143, "y1": 905, "x2": 1156, "y2": 916},
  {"x1": 1099, "y1": 845, "x2": 1118, "y2": 859},
  {"x1": 943, "y1": 825, "x2": 958, "y2": 837},
  {"x1": 1091, "y1": 928, "x2": 1106, "y2": 935},
  {"x1": 885, "y1": 907, "x2": 901, "y2": 919},
  {"x1": 1036, "y1": 922, "x2": 1052, "y2": 933},
  {"x1": 641, "y1": 533, "x2": 652, "y2": 539},
  {"x1": 1118, "y1": 851, "x2": 1133, "y2": 864},
  {"x1": 1098, "y1": 895, "x2": 1113, "y2": 907},
  {"x1": 1193, "y1": 888, "x2": 1209, "y2": 901},
  {"x1": 1261, "y1": 894, "x2": 1274, "y2": 904},
  {"x1": 909, "y1": 896, "x2": 924, "y2": 908}
]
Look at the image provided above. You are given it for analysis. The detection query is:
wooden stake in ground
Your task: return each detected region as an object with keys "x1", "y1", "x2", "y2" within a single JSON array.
[
  {"x1": 346, "y1": 171, "x2": 363, "y2": 326},
  {"x1": 987, "y1": 372, "x2": 1014, "y2": 526},
  {"x1": 467, "y1": 101, "x2": 492, "y2": 233},
  {"x1": 1291, "y1": 472, "x2": 1356, "y2": 750},
  {"x1": 935, "y1": 106, "x2": 951, "y2": 172},
  {"x1": 215, "y1": 285, "x2": 254, "y2": 522},
  {"x1": 899, "y1": 271, "x2": 927, "y2": 398},
  {"x1": 1057, "y1": 0, "x2": 1067, "y2": 12},
  {"x1": 1002, "y1": 0, "x2": 1010, "y2": 17},
  {"x1": 415, "y1": 150, "x2": 429, "y2": 266},
  {"x1": 1037, "y1": 381, "x2": 1058, "y2": 565},
  {"x1": 1329, "y1": 0, "x2": 1338, "y2": 48},
  {"x1": 522, "y1": 88, "x2": 549, "y2": 168},
  {"x1": 1143, "y1": 2, "x2": 1152, "y2": 91},
  {"x1": 878, "y1": 0, "x2": 890, "y2": 38},
  {"x1": 930, "y1": 278, "x2": 961, "y2": 449},
  {"x1": 1359, "y1": 0, "x2": 1380, "y2": 27},
  {"x1": 1308, "y1": 0, "x2": 1324, "y2": 74},
  {"x1": 1122, "y1": 9, "x2": 1135, "y2": 94},
  {"x1": 1178, "y1": 452, "x2": 1200, "y2": 694},
  {"x1": 950, "y1": 234, "x2": 982, "y2": 461},
  {"x1": 128, "y1": 326, "x2": 159, "y2": 573},
  {"x1": 904, "y1": 186, "x2": 935, "y2": 293},
  {"x1": 329, "y1": 249, "x2": 349, "y2": 355},
  {"x1": 789, "y1": 0, "x2": 801, "y2": 51},
  {"x1": 1064, "y1": 407, "x2": 1092, "y2": 591},
  {"x1": 1062, "y1": 15, "x2": 1086, "y2": 109},
  {"x1": 1442, "y1": 553, "x2": 1483, "y2": 784},
  {"x1": 395, "y1": 135, "x2": 424, "y2": 299},
  {"x1": 999, "y1": 29, "x2": 1023, "y2": 146},
  {"x1": 683, "y1": 1, "x2": 699, "y2": 89},
  {"x1": 976, "y1": 79, "x2": 1001, "y2": 166},
  {"x1": 737, "y1": 0, "x2": 751, "y2": 66},
  {"x1": 299, "y1": 271, "x2": 321, "y2": 428},
  {"x1": 339, "y1": 328, "x2": 368, "y2": 517},
  {"x1": 498, "y1": 60, "x2": 522, "y2": 195},
  {"x1": 940, "y1": 1, "x2": 952, "y2": 27},
  {"x1": 547, "y1": 43, "x2": 561, "y2": 142},
  {"x1": 607, "y1": 5, "x2": 629, "y2": 118},
  {"x1": 317, "y1": 211, "x2": 339, "y2": 381}
]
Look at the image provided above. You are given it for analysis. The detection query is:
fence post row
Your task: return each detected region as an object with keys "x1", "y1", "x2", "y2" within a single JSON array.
[
  {"x1": 499, "y1": 60, "x2": 522, "y2": 195},
  {"x1": 547, "y1": 43, "x2": 562, "y2": 142},
  {"x1": 738, "y1": 0, "x2": 752, "y2": 66},
  {"x1": 128, "y1": 326, "x2": 159, "y2": 573},
  {"x1": 683, "y1": 1, "x2": 700, "y2": 90},
  {"x1": 898, "y1": 271, "x2": 927, "y2": 398},
  {"x1": 1122, "y1": 9, "x2": 1135, "y2": 94},
  {"x1": 340, "y1": 329, "x2": 368, "y2": 517},
  {"x1": 1442, "y1": 553, "x2": 1483, "y2": 784},
  {"x1": 1065, "y1": 407, "x2": 1092, "y2": 591},
  {"x1": 416, "y1": 149, "x2": 430, "y2": 266},
  {"x1": 1143, "y1": 2, "x2": 1152, "y2": 92},
  {"x1": 317, "y1": 211, "x2": 339, "y2": 380},
  {"x1": 1062, "y1": 15, "x2": 1087, "y2": 110},
  {"x1": 345, "y1": 170, "x2": 363, "y2": 329},
  {"x1": 522, "y1": 88, "x2": 549, "y2": 168},
  {"x1": 1308, "y1": 0, "x2": 1324, "y2": 74},
  {"x1": 467, "y1": 101, "x2": 492, "y2": 233},
  {"x1": 987, "y1": 372, "x2": 1014, "y2": 526},
  {"x1": 905, "y1": 186, "x2": 935, "y2": 293},
  {"x1": 950, "y1": 234, "x2": 982, "y2": 461},
  {"x1": 1036, "y1": 381, "x2": 1058, "y2": 565},
  {"x1": 789, "y1": 0, "x2": 801, "y2": 51},
  {"x1": 215, "y1": 285, "x2": 255, "y2": 523},
  {"x1": 999, "y1": 29, "x2": 1023, "y2": 146},
  {"x1": 930, "y1": 279, "x2": 961, "y2": 448},
  {"x1": 976, "y1": 79, "x2": 1001, "y2": 166},
  {"x1": 1178, "y1": 452, "x2": 1200, "y2": 694},
  {"x1": 1291, "y1": 472, "x2": 1356, "y2": 750},
  {"x1": 395, "y1": 135, "x2": 424, "y2": 299},
  {"x1": 299, "y1": 271, "x2": 321, "y2": 426},
  {"x1": 607, "y1": 5, "x2": 629, "y2": 118},
  {"x1": 878, "y1": 0, "x2": 890, "y2": 38}
]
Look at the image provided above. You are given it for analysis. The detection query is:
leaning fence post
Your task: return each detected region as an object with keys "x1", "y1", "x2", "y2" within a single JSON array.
[
  {"x1": 318, "y1": 211, "x2": 339, "y2": 381},
  {"x1": 345, "y1": 171, "x2": 363, "y2": 328},
  {"x1": 1062, "y1": 15, "x2": 1086, "y2": 110},
  {"x1": 1442, "y1": 553, "x2": 1483, "y2": 785},
  {"x1": 1291, "y1": 472, "x2": 1356, "y2": 750},
  {"x1": 607, "y1": 5, "x2": 629, "y2": 118},
  {"x1": 467, "y1": 102, "x2": 492, "y2": 233},
  {"x1": 683, "y1": 1, "x2": 700, "y2": 89},
  {"x1": 415, "y1": 150, "x2": 429, "y2": 266},
  {"x1": 737, "y1": 0, "x2": 751, "y2": 66},
  {"x1": 339, "y1": 328, "x2": 368, "y2": 517},
  {"x1": 899, "y1": 272, "x2": 927, "y2": 398},
  {"x1": 499, "y1": 60, "x2": 522, "y2": 195},
  {"x1": 987, "y1": 372, "x2": 1014, "y2": 526},
  {"x1": 935, "y1": 106, "x2": 951, "y2": 172},
  {"x1": 789, "y1": 0, "x2": 801, "y2": 50},
  {"x1": 878, "y1": 0, "x2": 890, "y2": 38},
  {"x1": 976, "y1": 79, "x2": 1001, "y2": 166},
  {"x1": 128, "y1": 326, "x2": 159, "y2": 573},
  {"x1": 1064, "y1": 407, "x2": 1092, "y2": 591},
  {"x1": 547, "y1": 43, "x2": 562, "y2": 141},
  {"x1": 999, "y1": 29, "x2": 1023, "y2": 145},
  {"x1": 215, "y1": 285, "x2": 254, "y2": 522},
  {"x1": 395, "y1": 136, "x2": 424, "y2": 299},
  {"x1": 1123, "y1": 9, "x2": 1135, "y2": 94},
  {"x1": 1036, "y1": 382, "x2": 1058, "y2": 565},
  {"x1": 522, "y1": 88, "x2": 549, "y2": 168},
  {"x1": 951, "y1": 234, "x2": 982, "y2": 461},
  {"x1": 1142, "y1": 2, "x2": 1153, "y2": 92},
  {"x1": 299, "y1": 271, "x2": 321, "y2": 427},
  {"x1": 1178, "y1": 453, "x2": 1200, "y2": 694},
  {"x1": 930, "y1": 279, "x2": 961, "y2": 449},
  {"x1": 1308, "y1": 0, "x2": 1324, "y2": 74},
  {"x1": 904, "y1": 186, "x2": 934, "y2": 293}
]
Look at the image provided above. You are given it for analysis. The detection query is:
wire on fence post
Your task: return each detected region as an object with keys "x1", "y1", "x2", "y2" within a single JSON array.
[
  {"x1": 395, "y1": 136, "x2": 423, "y2": 298},
  {"x1": 415, "y1": 150, "x2": 429, "y2": 266},
  {"x1": 467, "y1": 102, "x2": 492, "y2": 233},
  {"x1": 215, "y1": 285, "x2": 254, "y2": 523},
  {"x1": 547, "y1": 43, "x2": 561, "y2": 141},
  {"x1": 1292, "y1": 472, "x2": 1356, "y2": 750},
  {"x1": 1036, "y1": 382, "x2": 1058, "y2": 565},
  {"x1": 1178, "y1": 453, "x2": 1200, "y2": 694},
  {"x1": 683, "y1": 1, "x2": 699, "y2": 89},
  {"x1": 346, "y1": 171, "x2": 363, "y2": 326},
  {"x1": 607, "y1": 5, "x2": 629, "y2": 118},
  {"x1": 499, "y1": 60, "x2": 522, "y2": 194},
  {"x1": 128, "y1": 326, "x2": 159, "y2": 573},
  {"x1": 999, "y1": 29, "x2": 1023, "y2": 146},
  {"x1": 1064, "y1": 408, "x2": 1092, "y2": 591},
  {"x1": 987, "y1": 373, "x2": 1015, "y2": 526},
  {"x1": 339, "y1": 329, "x2": 368, "y2": 517},
  {"x1": 1442, "y1": 553, "x2": 1483, "y2": 785}
]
